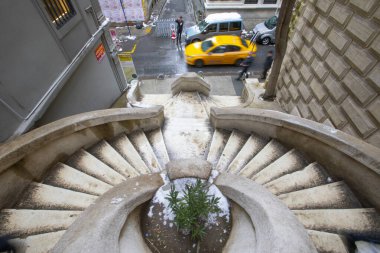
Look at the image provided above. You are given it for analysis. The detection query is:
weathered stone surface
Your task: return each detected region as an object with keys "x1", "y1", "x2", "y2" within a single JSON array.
[
  {"x1": 342, "y1": 71, "x2": 376, "y2": 105},
  {"x1": 327, "y1": 28, "x2": 351, "y2": 53},
  {"x1": 303, "y1": 6, "x2": 317, "y2": 24},
  {"x1": 166, "y1": 158, "x2": 212, "y2": 180},
  {"x1": 215, "y1": 173, "x2": 318, "y2": 253},
  {"x1": 51, "y1": 174, "x2": 164, "y2": 253},
  {"x1": 314, "y1": 16, "x2": 332, "y2": 36},
  {"x1": 342, "y1": 98, "x2": 377, "y2": 137},
  {"x1": 309, "y1": 99, "x2": 327, "y2": 122},
  {"x1": 324, "y1": 74, "x2": 348, "y2": 103},
  {"x1": 311, "y1": 58, "x2": 328, "y2": 81},
  {"x1": 367, "y1": 63, "x2": 380, "y2": 92},
  {"x1": 171, "y1": 72, "x2": 211, "y2": 96},
  {"x1": 325, "y1": 50, "x2": 350, "y2": 80},
  {"x1": 290, "y1": 68, "x2": 301, "y2": 85},
  {"x1": 302, "y1": 26, "x2": 316, "y2": 45},
  {"x1": 289, "y1": 84, "x2": 301, "y2": 101},
  {"x1": 316, "y1": 0, "x2": 334, "y2": 14},
  {"x1": 300, "y1": 63, "x2": 313, "y2": 83},
  {"x1": 291, "y1": 50, "x2": 302, "y2": 68},
  {"x1": 298, "y1": 81, "x2": 313, "y2": 102},
  {"x1": 368, "y1": 100, "x2": 380, "y2": 124},
  {"x1": 370, "y1": 35, "x2": 380, "y2": 58},
  {"x1": 301, "y1": 45, "x2": 315, "y2": 64},
  {"x1": 344, "y1": 43, "x2": 376, "y2": 75},
  {"x1": 346, "y1": 15, "x2": 376, "y2": 46},
  {"x1": 297, "y1": 100, "x2": 313, "y2": 119},
  {"x1": 329, "y1": 2, "x2": 353, "y2": 26},
  {"x1": 323, "y1": 99, "x2": 348, "y2": 129},
  {"x1": 349, "y1": 0, "x2": 378, "y2": 15},
  {"x1": 312, "y1": 36, "x2": 330, "y2": 59},
  {"x1": 310, "y1": 78, "x2": 328, "y2": 102},
  {"x1": 292, "y1": 32, "x2": 304, "y2": 50}
]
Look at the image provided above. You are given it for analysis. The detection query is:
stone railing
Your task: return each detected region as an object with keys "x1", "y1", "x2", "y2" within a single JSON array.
[
  {"x1": 52, "y1": 168, "x2": 317, "y2": 253},
  {"x1": 210, "y1": 107, "x2": 380, "y2": 210},
  {"x1": 0, "y1": 107, "x2": 164, "y2": 209},
  {"x1": 171, "y1": 72, "x2": 211, "y2": 96}
]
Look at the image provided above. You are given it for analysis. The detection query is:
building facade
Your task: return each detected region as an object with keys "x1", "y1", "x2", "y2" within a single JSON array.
[
  {"x1": 276, "y1": 0, "x2": 380, "y2": 147},
  {"x1": 0, "y1": 0, "x2": 126, "y2": 142}
]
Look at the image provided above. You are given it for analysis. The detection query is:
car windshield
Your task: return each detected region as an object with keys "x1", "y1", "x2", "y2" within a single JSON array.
[
  {"x1": 264, "y1": 16, "x2": 277, "y2": 29},
  {"x1": 201, "y1": 40, "x2": 214, "y2": 52},
  {"x1": 198, "y1": 20, "x2": 209, "y2": 31}
]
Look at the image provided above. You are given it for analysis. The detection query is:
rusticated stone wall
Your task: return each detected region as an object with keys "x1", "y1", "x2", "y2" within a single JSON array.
[{"x1": 276, "y1": 0, "x2": 380, "y2": 147}]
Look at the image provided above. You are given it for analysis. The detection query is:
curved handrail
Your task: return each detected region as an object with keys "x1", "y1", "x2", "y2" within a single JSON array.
[
  {"x1": 0, "y1": 107, "x2": 164, "y2": 173},
  {"x1": 210, "y1": 107, "x2": 380, "y2": 209}
]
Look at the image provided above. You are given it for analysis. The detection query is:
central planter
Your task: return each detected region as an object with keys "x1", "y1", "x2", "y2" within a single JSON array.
[{"x1": 141, "y1": 173, "x2": 232, "y2": 252}]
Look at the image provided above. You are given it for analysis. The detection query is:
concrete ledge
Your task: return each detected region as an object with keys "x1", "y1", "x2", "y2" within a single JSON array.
[
  {"x1": 166, "y1": 158, "x2": 212, "y2": 180},
  {"x1": 240, "y1": 78, "x2": 258, "y2": 107},
  {"x1": 171, "y1": 72, "x2": 211, "y2": 96},
  {"x1": 215, "y1": 173, "x2": 317, "y2": 253},
  {"x1": 210, "y1": 107, "x2": 380, "y2": 210},
  {"x1": 52, "y1": 173, "x2": 164, "y2": 253}
]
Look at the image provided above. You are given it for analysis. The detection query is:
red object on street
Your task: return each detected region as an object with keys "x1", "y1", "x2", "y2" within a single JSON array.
[{"x1": 171, "y1": 30, "x2": 176, "y2": 41}]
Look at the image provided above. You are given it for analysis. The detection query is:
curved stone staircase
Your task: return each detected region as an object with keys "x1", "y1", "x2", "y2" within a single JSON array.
[{"x1": 0, "y1": 74, "x2": 379, "y2": 253}]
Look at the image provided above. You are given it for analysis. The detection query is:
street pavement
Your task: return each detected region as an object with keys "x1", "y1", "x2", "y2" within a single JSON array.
[{"x1": 121, "y1": 0, "x2": 275, "y2": 96}]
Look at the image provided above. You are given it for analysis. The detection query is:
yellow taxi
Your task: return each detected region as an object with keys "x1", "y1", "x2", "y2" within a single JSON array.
[{"x1": 185, "y1": 35, "x2": 256, "y2": 67}]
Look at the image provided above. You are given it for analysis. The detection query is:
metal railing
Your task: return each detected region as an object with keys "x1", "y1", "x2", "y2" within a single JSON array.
[{"x1": 154, "y1": 18, "x2": 176, "y2": 37}]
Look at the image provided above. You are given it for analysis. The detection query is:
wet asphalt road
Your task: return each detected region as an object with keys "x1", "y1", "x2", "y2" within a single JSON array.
[{"x1": 132, "y1": 0, "x2": 275, "y2": 79}]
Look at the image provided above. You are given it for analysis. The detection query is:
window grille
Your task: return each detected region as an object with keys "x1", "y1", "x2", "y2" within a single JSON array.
[{"x1": 43, "y1": 0, "x2": 76, "y2": 29}]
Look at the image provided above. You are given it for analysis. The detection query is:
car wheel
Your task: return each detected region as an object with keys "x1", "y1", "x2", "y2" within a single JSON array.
[
  {"x1": 261, "y1": 37, "x2": 270, "y2": 45},
  {"x1": 192, "y1": 38, "x2": 201, "y2": 43},
  {"x1": 195, "y1": 59, "x2": 204, "y2": 68},
  {"x1": 235, "y1": 59, "x2": 243, "y2": 66}
]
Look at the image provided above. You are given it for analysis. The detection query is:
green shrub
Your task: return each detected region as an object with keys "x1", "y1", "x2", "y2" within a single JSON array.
[{"x1": 166, "y1": 179, "x2": 221, "y2": 241}]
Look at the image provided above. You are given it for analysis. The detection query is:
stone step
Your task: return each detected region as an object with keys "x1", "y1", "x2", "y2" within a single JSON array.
[
  {"x1": 0, "y1": 209, "x2": 81, "y2": 238},
  {"x1": 145, "y1": 128, "x2": 170, "y2": 169},
  {"x1": 252, "y1": 149, "x2": 309, "y2": 184},
  {"x1": 9, "y1": 230, "x2": 66, "y2": 253},
  {"x1": 44, "y1": 163, "x2": 112, "y2": 196},
  {"x1": 207, "y1": 128, "x2": 230, "y2": 167},
  {"x1": 89, "y1": 140, "x2": 140, "y2": 178},
  {"x1": 227, "y1": 133, "x2": 268, "y2": 174},
  {"x1": 164, "y1": 91, "x2": 208, "y2": 119},
  {"x1": 239, "y1": 139, "x2": 288, "y2": 178},
  {"x1": 163, "y1": 117, "x2": 212, "y2": 160},
  {"x1": 14, "y1": 183, "x2": 97, "y2": 210},
  {"x1": 279, "y1": 181, "x2": 362, "y2": 210},
  {"x1": 215, "y1": 130, "x2": 249, "y2": 172},
  {"x1": 264, "y1": 163, "x2": 330, "y2": 195},
  {"x1": 307, "y1": 230, "x2": 351, "y2": 253},
  {"x1": 65, "y1": 149, "x2": 125, "y2": 186},
  {"x1": 128, "y1": 130, "x2": 162, "y2": 173},
  {"x1": 111, "y1": 134, "x2": 150, "y2": 174},
  {"x1": 294, "y1": 208, "x2": 380, "y2": 241}
]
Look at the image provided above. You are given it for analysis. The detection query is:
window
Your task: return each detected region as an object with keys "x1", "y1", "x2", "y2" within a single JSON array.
[
  {"x1": 226, "y1": 45, "x2": 241, "y2": 52},
  {"x1": 201, "y1": 40, "x2": 214, "y2": 52},
  {"x1": 43, "y1": 0, "x2": 76, "y2": 29},
  {"x1": 219, "y1": 23, "x2": 229, "y2": 32},
  {"x1": 229, "y1": 22, "x2": 241, "y2": 31},
  {"x1": 244, "y1": 0, "x2": 258, "y2": 4},
  {"x1": 206, "y1": 24, "x2": 217, "y2": 33},
  {"x1": 211, "y1": 46, "x2": 227, "y2": 54},
  {"x1": 263, "y1": 0, "x2": 278, "y2": 3}
]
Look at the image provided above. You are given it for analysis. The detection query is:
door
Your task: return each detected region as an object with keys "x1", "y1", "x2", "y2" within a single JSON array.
[{"x1": 206, "y1": 46, "x2": 227, "y2": 65}]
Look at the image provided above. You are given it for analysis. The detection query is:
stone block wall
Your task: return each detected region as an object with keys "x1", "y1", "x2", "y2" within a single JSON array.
[{"x1": 276, "y1": 0, "x2": 380, "y2": 147}]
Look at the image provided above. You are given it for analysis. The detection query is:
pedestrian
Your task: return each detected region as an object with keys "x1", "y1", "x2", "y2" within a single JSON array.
[
  {"x1": 175, "y1": 16, "x2": 184, "y2": 45},
  {"x1": 236, "y1": 51, "x2": 254, "y2": 80},
  {"x1": 262, "y1": 50, "x2": 273, "y2": 79}
]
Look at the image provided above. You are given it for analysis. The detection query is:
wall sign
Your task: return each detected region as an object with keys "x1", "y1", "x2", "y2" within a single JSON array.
[{"x1": 95, "y1": 43, "x2": 106, "y2": 62}]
